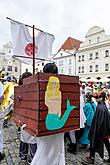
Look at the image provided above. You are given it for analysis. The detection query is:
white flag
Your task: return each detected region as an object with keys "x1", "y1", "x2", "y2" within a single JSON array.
[{"x1": 11, "y1": 21, "x2": 55, "y2": 64}]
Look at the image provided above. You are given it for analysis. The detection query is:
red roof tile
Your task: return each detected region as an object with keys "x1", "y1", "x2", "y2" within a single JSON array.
[{"x1": 58, "y1": 37, "x2": 82, "y2": 52}]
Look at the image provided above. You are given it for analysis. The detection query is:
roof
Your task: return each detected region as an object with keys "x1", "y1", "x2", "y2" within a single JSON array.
[{"x1": 58, "y1": 37, "x2": 83, "y2": 52}]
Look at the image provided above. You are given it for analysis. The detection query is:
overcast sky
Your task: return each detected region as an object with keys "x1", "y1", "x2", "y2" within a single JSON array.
[{"x1": 0, "y1": 0, "x2": 110, "y2": 53}]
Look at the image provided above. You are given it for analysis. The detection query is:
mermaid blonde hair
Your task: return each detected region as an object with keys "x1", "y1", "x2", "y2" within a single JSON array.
[{"x1": 45, "y1": 76, "x2": 61, "y2": 97}]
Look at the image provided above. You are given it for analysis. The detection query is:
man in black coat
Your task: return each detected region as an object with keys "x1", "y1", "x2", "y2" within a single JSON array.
[{"x1": 82, "y1": 92, "x2": 110, "y2": 164}]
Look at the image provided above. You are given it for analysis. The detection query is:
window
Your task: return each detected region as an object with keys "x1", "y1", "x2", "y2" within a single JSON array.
[
  {"x1": 36, "y1": 68, "x2": 38, "y2": 72},
  {"x1": 97, "y1": 37, "x2": 100, "y2": 43},
  {"x1": 105, "y1": 50, "x2": 109, "y2": 57},
  {"x1": 2, "y1": 67, "x2": 5, "y2": 71},
  {"x1": 105, "y1": 64, "x2": 109, "y2": 71},
  {"x1": 95, "y1": 52, "x2": 99, "y2": 59},
  {"x1": 59, "y1": 60, "x2": 63, "y2": 66},
  {"x1": 15, "y1": 67, "x2": 18, "y2": 72},
  {"x1": 89, "y1": 53, "x2": 93, "y2": 60},
  {"x1": 7, "y1": 66, "x2": 12, "y2": 71},
  {"x1": 61, "y1": 68, "x2": 64, "y2": 73},
  {"x1": 68, "y1": 59, "x2": 72, "y2": 65},
  {"x1": 78, "y1": 56, "x2": 81, "y2": 62},
  {"x1": 89, "y1": 39, "x2": 91, "y2": 44},
  {"x1": 82, "y1": 66, "x2": 84, "y2": 73},
  {"x1": 82, "y1": 55, "x2": 84, "y2": 61},
  {"x1": 68, "y1": 68, "x2": 72, "y2": 74},
  {"x1": 95, "y1": 65, "x2": 98, "y2": 72},
  {"x1": 78, "y1": 67, "x2": 81, "y2": 73},
  {"x1": 89, "y1": 65, "x2": 93, "y2": 72},
  {"x1": 60, "y1": 53, "x2": 63, "y2": 57}
]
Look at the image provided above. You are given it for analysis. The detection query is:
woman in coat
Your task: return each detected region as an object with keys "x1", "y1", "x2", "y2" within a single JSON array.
[{"x1": 79, "y1": 91, "x2": 96, "y2": 146}]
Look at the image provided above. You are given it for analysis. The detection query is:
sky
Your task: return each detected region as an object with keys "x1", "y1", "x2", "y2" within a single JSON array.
[{"x1": 0, "y1": 0, "x2": 110, "y2": 53}]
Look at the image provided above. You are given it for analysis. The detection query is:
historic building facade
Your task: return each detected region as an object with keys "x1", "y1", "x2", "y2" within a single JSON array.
[
  {"x1": 76, "y1": 26, "x2": 110, "y2": 79},
  {"x1": 53, "y1": 37, "x2": 82, "y2": 75},
  {"x1": 0, "y1": 41, "x2": 33, "y2": 78}
]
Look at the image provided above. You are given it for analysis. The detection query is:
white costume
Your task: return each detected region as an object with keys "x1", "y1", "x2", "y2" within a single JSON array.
[
  {"x1": 20, "y1": 125, "x2": 65, "y2": 165},
  {"x1": 0, "y1": 81, "x2": 4, "y2": 153},
  {"x1": 80, "y1": 94, "x2": 86, "y2": 128},
  {"x1": 31, "y1": 133, "x2": 65, "y2": 165}
]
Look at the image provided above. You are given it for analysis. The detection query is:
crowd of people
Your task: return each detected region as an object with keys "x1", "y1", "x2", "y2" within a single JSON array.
[{"x1": 0, "y1": 64, "x2": 110, "y2": 165}]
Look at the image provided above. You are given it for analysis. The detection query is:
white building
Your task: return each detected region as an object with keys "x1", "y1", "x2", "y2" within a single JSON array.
[
  {"x1": 0, "y1": 41, "x2": 33, "y2": 78},
  {"x1": 0, "y1": 52, "x2": 21, "y2": 79},
  {"x1": 54, "y1": 50, "x2": 76, "y2": 75},
  {"x1": 54, "y1": 37, "x2": 82, "y2": 75},
  {"x1": 77, "y1": 26, "x2": 110, "y2": 79}
]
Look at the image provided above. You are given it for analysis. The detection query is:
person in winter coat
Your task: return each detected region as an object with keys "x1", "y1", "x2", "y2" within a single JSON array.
[
  {"x1": 82, "y1": 92, "x2": 110, "y2": 164},
  {"x1": 78, "y1": 91, "x2": 96, "y2": 147}
]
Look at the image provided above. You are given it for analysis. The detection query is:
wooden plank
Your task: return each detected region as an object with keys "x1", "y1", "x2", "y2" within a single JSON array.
[
  {"x1": 13, "y1": 114, "x2": 38, "y2": 136},
  {"x1": 38, "y1": 126, "x2": 80, "y2": 137},
  {"x1": 14, "y1": 100, "x2": 39, "y2": 110},
  {"x1": 14, "y1": 91, "x2": 39, "y2": 101},
  {"x1": 23, "y1": 74, "x2": 38, "y2": 84},
  {"x1": 15, "y1": 83, "x2": 39, "y2": 93},
  {"x1": 14, "y1": 107, "x2": 38, "y2": 120},
  {"x1": 38, "y1": 73, "x2": 79, "y2": 84}
]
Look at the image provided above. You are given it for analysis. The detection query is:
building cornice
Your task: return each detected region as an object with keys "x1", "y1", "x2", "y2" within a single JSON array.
[
  {"x1": 77, "y1": 40, "x2": 110, "y2": 53},
  {"x1": 53, "y1": 53, "x2": 74, "y2": 60},
  {"x1": 85, "y1": 30, "x2": 104, "y2": 37}
]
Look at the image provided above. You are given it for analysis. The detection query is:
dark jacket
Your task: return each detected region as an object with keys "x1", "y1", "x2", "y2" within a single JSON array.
[{"x1": 88, "y1": 101, "x2": 110, "y2": 158}]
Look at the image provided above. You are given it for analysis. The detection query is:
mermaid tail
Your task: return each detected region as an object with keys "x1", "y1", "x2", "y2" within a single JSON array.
[{"x1": 46, "y1": 99, "x2": 76, "y2": 130}]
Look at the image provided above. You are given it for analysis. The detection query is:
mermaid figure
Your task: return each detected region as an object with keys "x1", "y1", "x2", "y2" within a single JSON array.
[{"x1": 45, "y1": 76, "x2": 76, "y2": 130}]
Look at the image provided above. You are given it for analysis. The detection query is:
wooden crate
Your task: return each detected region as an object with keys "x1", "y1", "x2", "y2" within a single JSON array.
[{"x1": 14, "y1": 73, "x2": 80, "y2": 136}]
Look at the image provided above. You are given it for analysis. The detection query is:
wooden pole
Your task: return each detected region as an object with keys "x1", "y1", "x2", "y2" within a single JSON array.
[{"x1": 33, "y1": 25, "x2": 35, "y2": 75}]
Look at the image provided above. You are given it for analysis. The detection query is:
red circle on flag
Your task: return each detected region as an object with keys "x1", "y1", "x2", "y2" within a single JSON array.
[{"x1": 25, "y1": 43, "x2": 38, "y2": 56}]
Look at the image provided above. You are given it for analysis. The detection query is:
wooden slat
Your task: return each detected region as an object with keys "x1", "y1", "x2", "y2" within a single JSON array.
[
  {"x1": 14, "y1": 107, "x2": 38, "y2": 120},
  {"x1": 15, "y1": 83, "x2": 39, "y2": 93},
  {"x1": 38, "y1": 126, "x2": 80, "y2": 137},
  {"x1": 14, "y1": 100, "x2": 39, "y2": 110},
  {"x1": 14, "y1": 114, "x2": 38, "y2": 136},
  {"x1": 14, "y1": 91, "x2": 39, "y2": 101},
  {"x1": 38, "y1": 73, "x2": 79, "y2": 84}
]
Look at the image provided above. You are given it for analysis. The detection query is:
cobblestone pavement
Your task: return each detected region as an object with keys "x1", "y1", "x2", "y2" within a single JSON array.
[{"x1": 0, "y1": 120, "x2": 109, "y2": 165}]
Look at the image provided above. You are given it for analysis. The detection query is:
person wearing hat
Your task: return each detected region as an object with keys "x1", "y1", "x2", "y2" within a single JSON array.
[{"x1": 82, "y1": 92, "x2": 110, "y2": 164}]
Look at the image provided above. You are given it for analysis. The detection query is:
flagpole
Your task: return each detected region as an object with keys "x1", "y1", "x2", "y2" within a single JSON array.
[{"x1": 33, "y1": 25, "x2": 35, "y2": 75}]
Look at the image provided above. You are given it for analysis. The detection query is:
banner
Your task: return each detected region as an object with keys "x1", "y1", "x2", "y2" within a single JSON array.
[{"x1": 11, "y1": 21, "x2": 55, "y2": 64}]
